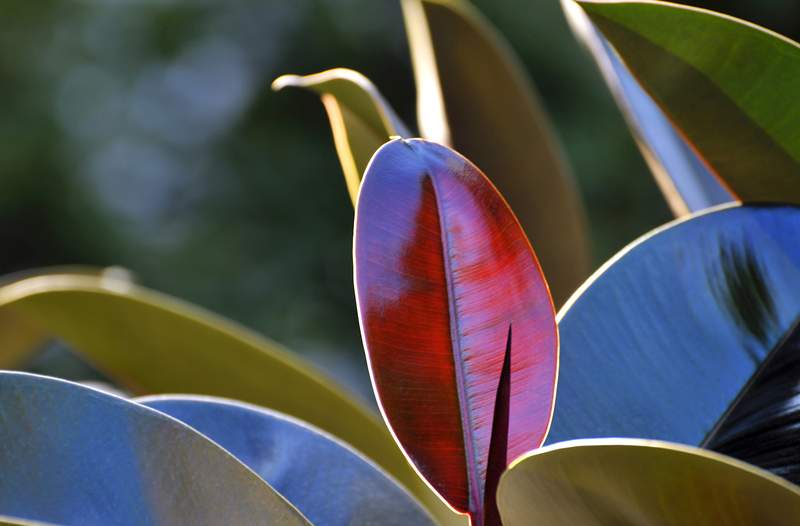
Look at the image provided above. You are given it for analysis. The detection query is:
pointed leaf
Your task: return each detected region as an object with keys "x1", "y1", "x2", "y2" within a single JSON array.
[
  {"x1": 574, "y1": 0, "x2": 800, "y2": 202},
  {"x1": 402, "y1": 0, "x2": 590, "y2": 305},
  {"x1": 354, "y1": 138, "x2": 557, "y2": 523},
  {"x1": 497, "y1": 439, "x2": 800, "y2": 525},
  {"x1": 272, "y1": 68, "x2": 410, "y2": 203},
  {"x1": 0, "y1": 272, "x2": 457, "y2": 524},
  {"x1": 140, "y1": 395, "x2": 435, "y2": 526},
  {"x1": 548, "y1": 204, "x2": 800, "y2": 476},
  {"x1": 562, "y1": 0, "x2": 732, "y2": 215},
  {"x1": 0, "y1": 372, "x2": 310, "y2": 525}
]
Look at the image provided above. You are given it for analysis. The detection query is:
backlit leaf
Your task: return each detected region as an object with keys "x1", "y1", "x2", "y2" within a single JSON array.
[
  {"x1": 0, "y1": 272, "x2": 458, "y2": 525},
  {"x1": 497, "y1": 439, "x2": 800, "y2": 525},
  {"x1": 573, "y1": 0, "x2": 800, "y2": 203},
  {"x1": 354, "y1": 138, "x2": 557, "y2": 524},
  {"x1": 140, "y1": 395, "x2": 435, "y2": 526},
  {"x1": 272, "y1": 68, "x2": 410, "y2": 203},
  {"x1": 0, "y1": 372, "x2": 310, "y2": 525},
  {"x1": 402, "y1": 0, "x2": 590, "y2": 305}
]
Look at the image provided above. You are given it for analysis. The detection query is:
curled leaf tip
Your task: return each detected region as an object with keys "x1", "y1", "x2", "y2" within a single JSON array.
[{"x1": 271, "y1": 74, "x2": 302, "y2": 92}]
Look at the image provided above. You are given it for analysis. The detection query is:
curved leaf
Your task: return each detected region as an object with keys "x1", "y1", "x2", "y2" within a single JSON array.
[
  {"x1": 548, "y1": 204, "x2": 800, "y2": 475},
  {"x1": 402, "y1": 0, "x2": 590, "y2": 305},
  {"x1": 354, "y1": 138, "x2": 557, "y2": 523},
  {"x1": 0, "y1": 272, "x2": 458, "y2": 525},
  {"x1": 497, "y1": 438, "x2": 800, "y2": 525},
  {"x1": 0, "y1": 517, "x2": 57, "y2": 526},
  {"x1": 0, "y1": 372, "x2": 310, "y2": 525},
  {"x1": 0, "y1": 266, "x2": 127, "y2": 368},
  {"x1": 140, "y1": 395, "x2": 435, "y2": 526},
  {"x1": 574, "y1": 0, "x2": 800, "y2": 202},
  {"x1": 272, "y1": 68, "x2": 410, "y2": 203},
  {"x1": 561, "y1": 0, "x2": 732, "y2": 215}
]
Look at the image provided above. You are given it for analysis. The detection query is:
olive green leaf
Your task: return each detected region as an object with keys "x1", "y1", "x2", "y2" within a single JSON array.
[
  {"x1": 401, "y1": 0, "x2": 590, "y2": 306},
  {"x1": 497, "y1": 438, "x2": 800, "y2": 525},
  {"x1": 0, "y1": 266, "x2": 130, "y2": 368},
  {"x1": 272, "y1": 68, "x2": 410, "y2": 203},
  {"x1": 0, "y1": 272, "x2": 462, "y2": 526},
  {"x1": 574, "y1": 0, "x2": 800, "y2": 204}
]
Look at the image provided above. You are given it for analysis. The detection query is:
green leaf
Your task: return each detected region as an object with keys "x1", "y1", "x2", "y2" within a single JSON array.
[
  {"x1": 272, "y1": 68, "x2": 410, "y2": 203},
  {"x1": 0, "y1": 266, "x2": 128, "y2": 368},
  {"x1": 0, "y1": 272, "x2": 462, "y2": 526},
  {"x1": 0, "y1": 372, "x2": 311, "y2": 525},
  {"x1": 574, "y1": 0, "x2": 800, "y2": 203},
  {"x1": 562, "y1": 0, "x2": 732, "y2": 216},
  {"x1": 401, "y1": 0, "x2": 590, "y2": 306},
  {"x1": 497, "y1": 438, "x2": 800, "y2": 525}
]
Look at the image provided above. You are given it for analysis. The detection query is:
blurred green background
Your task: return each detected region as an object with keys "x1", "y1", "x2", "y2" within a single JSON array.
[{"x1": 1, "y1": 0, "x2": 798, "y2": 400}]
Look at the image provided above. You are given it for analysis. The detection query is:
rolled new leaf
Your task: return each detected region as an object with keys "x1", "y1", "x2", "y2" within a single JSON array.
[
  {"x1": 497, "y1": 439, "x2": 800, "y2": 525},
  {"x1": 561, "y1": 0, "x2": 732, "y2": 215},
  {"x1": 272, "y1": 68, "x2": 410, "y2": 203},
  {"x1": 0, "y1": 372, "x2": 310, "y2": 525},
  {"x1": 0, "y1": 272, "x2": 458, "y2": 525},
  {"x1": 549, "y1": 204, "x2": 800, "y2": 482},
  {"x1": 572, "y1": 0, "x2": 800, "y2": 203},
  {"x1": 140, "y1": 396, "x2": 435, "y2": 526},
  {"x1": 402, "y1": 0, "x2": 590, "y2": 305},
  {"x1": 354, "y1": 138, "x2": 557, "y2": 525}
]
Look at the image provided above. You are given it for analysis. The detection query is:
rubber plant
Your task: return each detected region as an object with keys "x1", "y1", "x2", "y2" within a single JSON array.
[{"x1": 1, "y1": 0, "x2": 800, "y2": 525}]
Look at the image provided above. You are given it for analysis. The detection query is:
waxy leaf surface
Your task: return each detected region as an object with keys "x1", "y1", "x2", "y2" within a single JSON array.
[
  {"x1": 575, "y1": 0, "x2": 800, "y2": 203},
  {"x1": 272, "y1": 68, "x2": 409, "y2": 203},
  {"x1": 707, "y1": 320, "x2": 800, "y2": 484},
  {"x1": 0, "y1": 273, "x2": 457, "y2": 524},
  {"x1": 562, "y1": 0, "x2": 732, "y2": 215},
  {"x1": 354, "y1": 138, "x2": 557, "y2": 523},
  {"x1": 402, "y1": 0, "x2": 590, "y2": 305},
  {"x1": 141, "y1": 396, "x2": 435, "y2": 526},
  {"x1": 497, "y1": 439, "x2": 800, "y2": 525},
  {"x1": 0, "y1": 372, "x2": 310, "y2": 526},
  {"x1": 548, "y1": 204, "x2": 800, "y2": 484}
]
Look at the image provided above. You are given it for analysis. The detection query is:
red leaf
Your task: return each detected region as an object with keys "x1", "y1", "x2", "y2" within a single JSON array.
[{"x1": 354, "y1": 138, "x2": 557, "y2": 524}]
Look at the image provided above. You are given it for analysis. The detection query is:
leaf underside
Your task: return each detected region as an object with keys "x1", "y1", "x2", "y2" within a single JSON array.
[
  {"x1": 355, "y1": 138, "x2": 556, "y2": 523},
  {"x1": 497, "y1": 439, "x2": 800, "y2": 526},
  {"x1": 404, "y1": 0, "x2": 590, "y2": 306}
]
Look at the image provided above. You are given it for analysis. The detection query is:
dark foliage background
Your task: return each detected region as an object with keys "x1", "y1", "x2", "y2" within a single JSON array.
[{"x1": 1, "y1": 0, "x2": 797, "y2": 399}]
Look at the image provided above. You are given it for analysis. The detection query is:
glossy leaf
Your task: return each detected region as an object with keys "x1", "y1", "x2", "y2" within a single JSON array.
[
  {"x1": 354, "y1": 138, "x2": 557, "y2": 524},
  {"x1": 0, "y1": 372, "x2": 310, "y2": 525},
  {"x1": 562, "y1": 0, "x2": 732, "y2": 215},
  {"x1": 497, "y1": 438, "x2": 800, "y2": 525},
  {"x1": 0, "y1": 517, "x2": 57, "y2": 526},
  {"x1": 707, "y1": 319, "x2": 800, "y2": 483},
  {"x1": 574, "y1": 0, "x2": 800, "y2": 203},
  {"x1": 0, "y1": 272, "x2": 459, "y2": 525},
  {"x1": 402, "y1": 0, "x2": 590, "y2": 305},
  {"x1": 272, "y1": 68, "x2": 410, "y2": 203},
  {"x1": 140, "y1": 395, "x2": 435, "y2": 526},
  {"x1": 548, "y1": 204, "x2": 800, "y2": 474}
]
